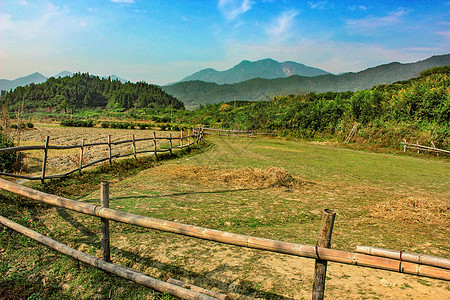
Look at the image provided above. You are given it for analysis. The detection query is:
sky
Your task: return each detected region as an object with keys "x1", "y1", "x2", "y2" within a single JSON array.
[{"x1": 1, "y1": 0, "x2": 449, "y2": 85}]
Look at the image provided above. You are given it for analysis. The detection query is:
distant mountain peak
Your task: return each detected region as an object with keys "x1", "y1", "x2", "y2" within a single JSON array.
[{"x1": 178, "y1": 58, "x2": 330, "y2": 85}]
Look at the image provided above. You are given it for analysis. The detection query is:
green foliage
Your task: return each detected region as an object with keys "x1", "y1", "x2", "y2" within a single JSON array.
[
  {"x1": 0, "y1": 132, "x2": 22, "y2": 172},
  {"x1": 2, "y1": 73, "x2": 184, "y2": 112},
  {"x1": 60, "y1": 119, "x2": 94, "y2": 127}
]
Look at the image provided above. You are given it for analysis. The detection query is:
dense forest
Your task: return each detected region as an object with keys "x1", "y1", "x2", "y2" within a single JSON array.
[{"x1": 1, "y1": 73, "x2": 184, "y2": 112}]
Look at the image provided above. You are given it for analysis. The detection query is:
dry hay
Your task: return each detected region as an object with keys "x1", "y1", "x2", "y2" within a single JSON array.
[
  {"x1": 218, "y1": 166, "x2": 308, "y2": 189},
  {"x1": 157, "y1": 165, "x2": 310, "y2": 189},
  {"x1": 370, "y1": 196, "x2": 450, "y2": 226}
]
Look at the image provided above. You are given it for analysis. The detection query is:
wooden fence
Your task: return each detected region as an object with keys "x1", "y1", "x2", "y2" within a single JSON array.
[
  {"x1": 0, "y1": 128, "x2": 204, "y2": 183},
  {"x1": 401, "y1": 140, "x2": 450, "y2": 156},
  {"x1": 201, "y1": 127, "x2": 275, "y2": 137},
  {"x1": 0, "y1": 178, "x2": 448, "y2": 299}
]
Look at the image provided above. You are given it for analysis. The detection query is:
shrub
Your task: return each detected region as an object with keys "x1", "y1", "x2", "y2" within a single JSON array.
[
  {"x1": 0, "y1": 132, "x2": 22, "y2": 172},
  {"x1": 26, "y1": 122, "x2": 34, "y2": 129}
]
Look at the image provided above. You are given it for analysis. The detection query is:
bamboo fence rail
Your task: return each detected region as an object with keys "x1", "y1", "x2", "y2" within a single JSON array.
[
  {"x1": 355, "y1": 246, "x2": 450, "y2": 270},
  {"x1": 0, "y1": 177, "x2": 448, "y2": 282},
  {"x1": 0, "y1": 129, "x2": 204, "y2": 182},
  {"x1": 201, "y1": 127, "x2": 275, "y2": 136},
  {"x1": 400, "y1": 140, "x2": 450, "y2": 155},
  {"x1": 0, "y1": 215, "x2": 219, "y2": 300}
]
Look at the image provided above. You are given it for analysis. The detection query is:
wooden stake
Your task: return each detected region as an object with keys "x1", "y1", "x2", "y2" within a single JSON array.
[
  {"x1": 404, "y1": 139, "x2": 406, "y2": 152},
  {"x1": 132, "y1": 134, "x2": 137, "y2": 160},
  {"x1": 180, "y1": 130, "x2": 183, "y2": 149},
  {"x1": 101, "y1": 181, "x2": 111, "y2": 263},
  {"x1": 312, "y1": 209, "x2": 336, "y2": 300},
  {"x1": 108, "y1": 135, "x2": 112, "y2": 165},
  {"x1": 417, "y1": 140, "x2": 420, "y2": 154},
  {"x1": 41, "y1": 136, "x2": 50, "y2": 184},
  {"x1": 153, "y1": 131, "x2": 158, "y2": 157},
  {"x1": 188, "y1": 129, "x2": 191, "y2": 147},
  {"x1": 169, "y1": 133, "x2": 173, "y2": 155},
  {"x1": 79, "y1": 139, "x2": 85, "y2": 174}
]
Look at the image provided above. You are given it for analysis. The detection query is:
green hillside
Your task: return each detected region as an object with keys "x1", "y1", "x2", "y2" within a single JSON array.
[
  {"x1": 164, "y1": 54, "x2": 450, "y2": 108},
  {"x1": 173, "y1": 66, "x2": 450, "y2": 150},
  {"x1": 1, "y1": 73, "x2": 184, "y2": 112}
]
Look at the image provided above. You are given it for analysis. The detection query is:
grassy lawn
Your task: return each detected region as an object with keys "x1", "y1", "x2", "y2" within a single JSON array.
[{"x1": 1, "y1": 135, "x2": 449, "y2": 299}]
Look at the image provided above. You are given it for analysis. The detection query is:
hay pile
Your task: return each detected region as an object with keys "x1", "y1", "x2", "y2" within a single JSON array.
[
  {"x1": 218, "y1": 166, "x2": 306, "y2": 189},
  {"x1": 156, "y1": 165, "x2": 309, "y2": 189},
  {"x1": 371, "y1": 196, "x2": 449, "y2": 226}
]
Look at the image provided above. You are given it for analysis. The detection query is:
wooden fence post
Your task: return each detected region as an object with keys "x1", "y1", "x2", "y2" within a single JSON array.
[
  {"x1": 108, "y1": 135, "x2": 112, "y2": 165},
  {"x1": 180, "y1": 130, "x2": 183, "y2": 149},
  {"x1": 404, "y1": 139, "x2": 406, "y2": 153},
  {"x1": 169, "y1": 133, "x2": 173, "y2": 155},
  {"x1": 79, "y1": 139, "x2": 84, "y2": 174},
  {"x1": 41, "y1": 136, "x2": 50, "y2": 184},
  {"x1": 132, "y1": 134, "x2": 137, "y2": 160},
  {"x1": 153, "y1": 131, "x2": 158, "y2": 158},
  {"x1": 417, "y1": 140, "x2": 420, "y2": 154},
  {"x1": 188, "y1": 129, "x2": 191, "y2": 147},
  {"x1": 101, "y1": 181, "x2": 111, "y2": 263},
  {"x1": 312, "y1": 209, "x2": 336, "y2": 300}
]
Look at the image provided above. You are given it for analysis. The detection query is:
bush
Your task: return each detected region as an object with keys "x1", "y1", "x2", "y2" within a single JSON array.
[
  {"x1": 0, "y1": 132, "x2": 22, "y2": 172},
  {"x1": 26, "y1": 122, "x2": 34, "y2": 129}
]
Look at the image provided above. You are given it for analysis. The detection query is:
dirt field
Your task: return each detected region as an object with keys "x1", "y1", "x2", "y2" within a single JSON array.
[{"x1": 12, "y1": 125, "x2": 182, "y2": 175}]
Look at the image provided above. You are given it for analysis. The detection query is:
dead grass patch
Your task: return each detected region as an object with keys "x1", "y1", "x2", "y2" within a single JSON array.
[
  {"x1": 370, "y1": 196, "x2": 450, "y2": 226},
  {"x1": 153, "y1": 165, "x2": 313, "y2": 189}
]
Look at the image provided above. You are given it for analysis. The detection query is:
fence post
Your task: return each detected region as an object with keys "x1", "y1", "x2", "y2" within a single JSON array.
[
  {"x1": 188, "y1": 129, "x2": 191, "y2": 147},
  {"x1": 180, "y1": 130, "x2": 183, "y2": 149},
  {"x1": 169, "y1": 133, "x2": 173, "y2": 155},
  {"x1": 153, "y1": 131, "x2": 158, "y2": 158},
  {"x1": 312, "y1": 209, "x2": 336, "y2": 300},
  {"x1": 101, "y1": 181, "x2": 111, "y2": 263},
  {"x1": 417, "y1": 140, "x2": 420, "y2": 154},
  {"x1": 79, "y1": 139, "x2": 85, "y2": 174},
  {"x1": 404, "y1": 139, "x2": 406, "y2": 153},
  {"x1": 132, "y1": 134, "x2": 137, "y2": 160},
  {"x1": 41, "y1": 136, "x2": 50, "y2": 184},
  {"x1": 108, "y1": 135, "x2": 112, "y2": 165}
]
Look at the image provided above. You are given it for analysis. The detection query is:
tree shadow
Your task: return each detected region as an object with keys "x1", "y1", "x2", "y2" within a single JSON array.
[{"x1": 56, "y1": 208, "x2": 293, "y2": 299}]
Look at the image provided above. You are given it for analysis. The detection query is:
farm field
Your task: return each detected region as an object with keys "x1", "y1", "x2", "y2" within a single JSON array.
[
  {"x1": 11, "y1": 124, "x2": 184, "y2": 176},
  {"x1": 1, "y1": 127, "x2": 449, "y2": 299}
]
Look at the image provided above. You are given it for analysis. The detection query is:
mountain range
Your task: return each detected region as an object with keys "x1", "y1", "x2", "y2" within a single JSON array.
[
  {"x1": 0, "y1": 71, "x2": 128, "y2": 91},
  {"x1": 178, "y1": 58, "x2": 330, "y2": 84},
  {"x1": 163, "y1": 54, "x2": 450, "y2": 108}
]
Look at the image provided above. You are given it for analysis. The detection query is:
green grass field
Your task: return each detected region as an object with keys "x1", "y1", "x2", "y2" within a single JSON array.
[{"x1": 1, "y1": 135, "x2": 449, "y2": 299}]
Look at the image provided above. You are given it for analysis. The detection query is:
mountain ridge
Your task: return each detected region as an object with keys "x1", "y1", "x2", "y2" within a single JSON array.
[
  {"x1": 178, "y1": 58, "x2": 331, "y2": 84},
  {"x1": 163, "y1": 54, "x2": 450, "y2": 108}
]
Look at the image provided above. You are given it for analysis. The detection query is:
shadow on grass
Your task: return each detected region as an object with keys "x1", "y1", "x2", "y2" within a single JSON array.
[
  {"x1": 111, "y1": 186, "x2": 270, "y2": 202},
  {"x1": 55, "y1": 205, "x2": 292, "y2": 299}
]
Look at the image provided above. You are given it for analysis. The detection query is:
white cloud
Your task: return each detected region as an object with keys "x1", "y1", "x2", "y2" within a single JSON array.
[
  {"x1": 110, "y1": 0, "x2": 135, "y2": 3},
  {"x1": 218, "y1": 0, "x2": 254, "y2": 21},
  {"x1": 437, "y1": 31, "x2": 450, "y2": 40},
  {"x1": 308, "y1": 1, "x2": 328, "y2": 10},
  {"x1": 346, "y1": 8, "x2": 410, "y2": 34},
  {"x1": 267, "y1": 10, "x2": 299, "y2": 43}
]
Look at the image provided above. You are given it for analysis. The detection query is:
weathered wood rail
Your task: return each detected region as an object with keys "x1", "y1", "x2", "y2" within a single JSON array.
[
  {"x1": 401, "y1": 140, "x2": 450, "y2": 155},
  {"x1": 0, "y1": 128, "x2": 204, "y2": 183},
  {"x1": 0, "y1": 178, "x2": 449, "y2": 299},
  {"x1": 201, "y1": 127, "x2": 275, "y2": 136}
]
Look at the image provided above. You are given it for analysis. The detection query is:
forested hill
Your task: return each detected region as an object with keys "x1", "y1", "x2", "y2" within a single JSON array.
[
  {"x1": 1, "y1": 73, "x2": 184, "y2": 112},
  {"x1": 163, "y1": 54, "x2": 450, "y2": 108}
]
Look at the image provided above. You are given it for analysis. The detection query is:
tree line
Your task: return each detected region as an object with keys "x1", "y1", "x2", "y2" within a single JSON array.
[{"x1": 1, "y1": 73, "x2": 185, "y2": 112}]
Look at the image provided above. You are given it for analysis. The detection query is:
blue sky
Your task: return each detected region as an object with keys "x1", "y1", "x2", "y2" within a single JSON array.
[{"x1": 1, "y1": 0, "x2": 449, "y2": 84}]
